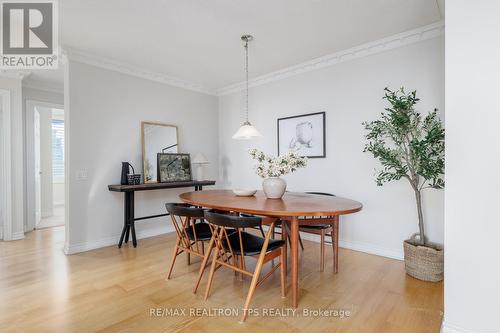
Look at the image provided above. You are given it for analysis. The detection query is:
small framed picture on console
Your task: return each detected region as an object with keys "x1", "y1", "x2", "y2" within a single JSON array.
[{"x1": 157, "y1": 153, "x2": 192, "y2": 182}]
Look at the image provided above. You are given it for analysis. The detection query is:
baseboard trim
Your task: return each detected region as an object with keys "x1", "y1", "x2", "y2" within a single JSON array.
[
  {"x1": 299, "y1": 232, "x2": 404, "y2": 260},
  {"x1": 11, "y1": 231, "x2": 25, "y2": 240},
  {"x1": 339, "y1": 239, "x2": 403, "y2": 260},
  {"x1": 64, "y1": 224, "x2": 404, "y2": 261},
  {"x1": 64, "y1": 224, "x2": 175, "y2": 255},
  {"x1": 0, "y1": 229, "x2": 25, "y2": 241},
  {"x1": 441, "y1": 321, "x2": 473, "y2": 333}
]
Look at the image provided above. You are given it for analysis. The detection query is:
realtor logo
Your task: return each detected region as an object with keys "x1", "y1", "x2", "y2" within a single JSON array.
[{"x1": 1, "y1": 0, "x2": 58, "y2": 69}]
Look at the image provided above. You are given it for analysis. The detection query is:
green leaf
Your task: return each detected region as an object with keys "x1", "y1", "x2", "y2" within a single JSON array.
[{"x1": 363, "y1": 88, "x2": 444, "y2": 189}]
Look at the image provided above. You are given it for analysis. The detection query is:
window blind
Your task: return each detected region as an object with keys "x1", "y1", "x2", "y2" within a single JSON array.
[{"x1": 52, "y1": 119, "x2": 64, "y2": 179}]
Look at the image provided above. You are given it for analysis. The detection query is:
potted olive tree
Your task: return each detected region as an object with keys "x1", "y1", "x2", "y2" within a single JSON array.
[{"x1": 363, "y1": 88, "x2": 444, "y2": 282}]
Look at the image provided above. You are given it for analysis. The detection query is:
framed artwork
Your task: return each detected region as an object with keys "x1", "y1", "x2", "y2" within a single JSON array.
[
  {"x1": 277, "y1": 111, "x2": 326, "y2": 158},
  {"x1": 157, "y1": 153, "x2": 192, "y2": 183}
]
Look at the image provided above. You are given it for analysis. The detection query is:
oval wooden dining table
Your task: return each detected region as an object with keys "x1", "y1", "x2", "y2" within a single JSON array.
[{"x1": 179, "y1": 189, "x2": 363, "y2": 308}]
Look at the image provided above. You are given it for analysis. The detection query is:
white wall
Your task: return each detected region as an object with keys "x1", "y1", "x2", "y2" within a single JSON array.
[
  {"x1": 0, "y1": 77, "x2": 25, "y2": 240},
  {"x1": 65, "y1": 60, "x2": 219, "y2": 253},
  {"x1": 444, "y1": 2, "x2": 500, "y2": 333},
  {"x1": 219, "y1": 37, "x2": 444, "y2": 259}
]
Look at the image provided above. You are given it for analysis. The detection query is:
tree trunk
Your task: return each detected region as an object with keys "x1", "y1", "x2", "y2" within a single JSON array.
[{"x1": 414, "y1": 189, "x2": 426, "y2": 245}]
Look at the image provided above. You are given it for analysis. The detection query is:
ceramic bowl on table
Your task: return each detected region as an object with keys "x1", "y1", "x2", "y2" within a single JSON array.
[{"x1": 232, "y1": 189, "x2": 257, "y2": 197}]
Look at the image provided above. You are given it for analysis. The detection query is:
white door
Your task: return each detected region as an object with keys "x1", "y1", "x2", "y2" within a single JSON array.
[{"x1": 34, "y1": 108, "x2": 41, "y2": 227}]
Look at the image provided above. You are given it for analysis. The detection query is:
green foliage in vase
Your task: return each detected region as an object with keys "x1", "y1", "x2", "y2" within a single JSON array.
[{"x1": 363, "y1": 88, "x2": 444, "y2": 245}]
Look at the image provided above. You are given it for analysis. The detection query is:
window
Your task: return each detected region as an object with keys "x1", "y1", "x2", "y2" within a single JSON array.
[{"x1": 52, "y1": 119, "x2": 64, "y2": 180}]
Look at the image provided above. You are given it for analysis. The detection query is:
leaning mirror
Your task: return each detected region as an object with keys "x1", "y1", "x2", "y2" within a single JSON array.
[{"x1": 141, "y1": 122, "x2": 178, "y2": 183}]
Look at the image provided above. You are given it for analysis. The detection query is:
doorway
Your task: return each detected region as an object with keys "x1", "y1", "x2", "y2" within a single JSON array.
[{"x1": 26, "y1": 101, "x2": 65, "y2": 231}]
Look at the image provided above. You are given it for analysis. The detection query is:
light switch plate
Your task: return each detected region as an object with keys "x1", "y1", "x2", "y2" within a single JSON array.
[{"x1": 76, "y1": 170, "x2": 88, "y2": 181}]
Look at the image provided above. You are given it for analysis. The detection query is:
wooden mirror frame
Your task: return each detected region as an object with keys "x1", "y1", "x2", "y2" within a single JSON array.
[{"x1": 141, "y1": 121, "x2": 179, "y2": 183}]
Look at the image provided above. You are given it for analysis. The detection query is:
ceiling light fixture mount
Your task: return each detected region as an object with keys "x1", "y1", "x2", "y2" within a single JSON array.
[
  {"x1": 241, "y1": 35, "x2": 253, "y2": 43},
  {"x1": 232, "y1": 34, "x2": 262, "y2": 140}
]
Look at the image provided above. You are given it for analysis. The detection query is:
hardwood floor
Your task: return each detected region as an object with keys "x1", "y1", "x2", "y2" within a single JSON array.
[{"x1": 0, "y1": 227, "x2": 443, "y2": 332}]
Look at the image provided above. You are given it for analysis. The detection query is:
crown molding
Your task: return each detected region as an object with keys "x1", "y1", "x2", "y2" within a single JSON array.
[
  {"x1": 217, "y1": 21, "x2": 445, "y2": 96},
  {"x1": 47, "y1": 22, "x2": 444, "y2": 97},
  {"x1": 63, "y1": 47, "x2": 217, "y2": 96}
]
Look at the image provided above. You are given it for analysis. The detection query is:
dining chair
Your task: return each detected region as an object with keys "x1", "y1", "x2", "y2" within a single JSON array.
[
  {"x1": 240, "y1": 213, "x2": 282, "y2": 238},
  {"x1": 165, "y1": 203, "x2": 211, "y2": 279},
  {"x1": 241, "y1": 213, "x2": 305, "y2": 251},
  {"x1": 299, "y1": 192, "x2": 338, "y2": 272},
  {"x1": 198, "y1": 210, "x2": 286, "y2": 322}
]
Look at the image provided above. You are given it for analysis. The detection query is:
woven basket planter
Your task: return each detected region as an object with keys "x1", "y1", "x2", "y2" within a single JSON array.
[{"x1": 403, "y1": 240, "x2": 443, "y2": 282}]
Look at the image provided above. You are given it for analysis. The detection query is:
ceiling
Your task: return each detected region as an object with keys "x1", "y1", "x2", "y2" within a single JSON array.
[{"x1": 30, "y1": 0, "x2": 443, "y2": 91}]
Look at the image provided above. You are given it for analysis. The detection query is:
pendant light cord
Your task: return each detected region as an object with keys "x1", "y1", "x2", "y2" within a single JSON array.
[
  {"x1": 232, "y1": 35, "x2": 261, "y2": 139},
  {"x1": 244, "y1": 39, "x2": 249, "y2": 123}
]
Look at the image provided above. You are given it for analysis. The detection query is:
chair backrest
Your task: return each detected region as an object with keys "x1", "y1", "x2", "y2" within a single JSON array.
[
  {"x1": 306, "y1": 192, "x2": 336, "y2": 197},
  {"x1": 165, "y1": 203, "x2": 206, "y2": 251},
  {"x1": 204, "y1": 210, "x2": 276, "y2": 261},
  {"x1": 204, "y1": 210, "x2": 261, "y2": 229},
  {"x1": 304, "y1": 192, "x2": 336, "y2": 219},
  {"x1": 165, "y1": 203, "x2": 204, "y2": 218}
]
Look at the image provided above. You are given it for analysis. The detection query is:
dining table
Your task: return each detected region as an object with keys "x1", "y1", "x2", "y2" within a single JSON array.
[{"x1": 179, "y1": 189, "x2": 362, "y2": 308}]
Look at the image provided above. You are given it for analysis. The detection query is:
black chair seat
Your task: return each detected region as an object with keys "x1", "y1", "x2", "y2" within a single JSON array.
[
  {"x1": 184, "y1": 222, "x2": 213, "y2": 241},
  {"x1": 299, "y1": 224, "x2": 332, "y2": 230},
  {"x1": 223, "y1": 231, "x2": 285, "y2": 256}
]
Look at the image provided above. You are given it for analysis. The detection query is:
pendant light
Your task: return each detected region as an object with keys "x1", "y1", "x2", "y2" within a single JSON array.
[{"x1": 232, "y1": 35, "x2": 262, "y2": 140}]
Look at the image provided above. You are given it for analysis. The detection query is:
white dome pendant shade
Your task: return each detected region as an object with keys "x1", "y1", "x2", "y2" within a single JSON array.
[
  {"x1": 232, "y1": 34, "x2": 262, "y2": 140},
  {"x1": 232, "y1": 121, "x2": 262, "y2": 139}
]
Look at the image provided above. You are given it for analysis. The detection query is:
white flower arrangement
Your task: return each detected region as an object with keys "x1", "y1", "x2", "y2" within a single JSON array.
[{"x1": 249, "y1": 149, "x2": 307, "y2": 178}]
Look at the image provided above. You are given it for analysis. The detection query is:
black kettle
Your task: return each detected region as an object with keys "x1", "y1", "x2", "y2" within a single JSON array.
[{"x1": 120, "y1": 162, "x2": 135, "y2": 185}]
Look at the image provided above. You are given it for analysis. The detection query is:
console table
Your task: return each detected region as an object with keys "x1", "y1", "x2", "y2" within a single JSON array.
[{"x1": 108, "y1": 180, "x2": 216, "y2": 248}]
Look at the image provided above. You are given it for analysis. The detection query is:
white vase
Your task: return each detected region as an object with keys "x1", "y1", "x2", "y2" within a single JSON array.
[{"x1": 262, "y1": 177, "x2": 287, "y2": 199}]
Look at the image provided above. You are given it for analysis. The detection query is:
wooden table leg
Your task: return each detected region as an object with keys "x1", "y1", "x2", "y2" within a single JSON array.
[
  {"x1": 290, "y1": 216, "x2": 299, "y2": 308},
  {"x1": 129, "y1": 192, "x2": 137, "y2": 247},
  {"x1": 333, "y1": 216, "x2": 339, "y2": 273},
  {"x1": 118, "y1": 192, "x2": 131, "y2": 248},
  {"x1": 118, "y1": 223, "x2": 127, "y2": 248},
  {"x1": 124, "y1": 226, "x2": 130, "y2": 243},
  {"x1": 281, "y1": 219, "x2": 287, "y2": 277}
]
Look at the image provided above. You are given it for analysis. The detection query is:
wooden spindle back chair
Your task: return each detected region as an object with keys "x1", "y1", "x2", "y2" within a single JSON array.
[
  {"x1": 165, "y1": 203, "x2": 211, "y2": 279},
  {"x1": 197, "y1": 210, "x2": 286, "y2": 322},
  {"x1": 299, "y1": 192, "x2": 339, "y2": 272}
]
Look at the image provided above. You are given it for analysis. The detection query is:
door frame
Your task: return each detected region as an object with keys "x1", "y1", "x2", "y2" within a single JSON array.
[
  {"x1": 25, "y1": 100, "x2": 65, "y2": 232},
  {"x1": 0, "y1": 89, "x2": 12, "y2": 240}
]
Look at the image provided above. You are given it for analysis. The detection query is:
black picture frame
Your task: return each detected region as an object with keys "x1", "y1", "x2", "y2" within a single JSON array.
[
  {"x1": 157, "y1": 153, "x2": 192, "y2": 183},
  {"x1": 277, "y1": 111, "x2": 326, "y2": 158}
]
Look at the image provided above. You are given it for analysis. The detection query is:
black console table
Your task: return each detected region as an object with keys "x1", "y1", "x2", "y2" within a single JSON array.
[{"x1": 108, "y1": 180, "x2": 215, "y2": 248}]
